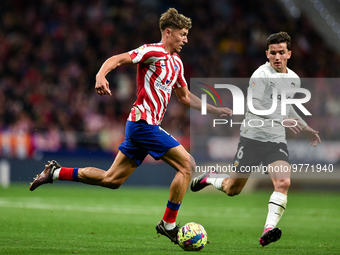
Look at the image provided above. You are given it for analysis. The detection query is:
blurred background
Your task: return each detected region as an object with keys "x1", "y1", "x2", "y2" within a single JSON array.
[{"x1": 0, "y1": 0, "x2": 339, "y2": 189}]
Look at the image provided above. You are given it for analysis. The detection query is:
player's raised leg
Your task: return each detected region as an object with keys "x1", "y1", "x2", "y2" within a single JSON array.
[
  {"x1": 259, "y1": 160, "x2": 290, "y2": 247},
  {"x1": 221, "y1": 171, "x2": 250, "y2": 196},
  {"x1": 78, "y1": 151, "x2": 138, "y2": 188},
  {"x1": 190, "y1": 168, "x2": 230, "y2": 192},
  {"x1": 29, "y1": 151, "x2": 138, "y2": 191},
  {"x1": 191, "y1": 168, "x2": 249, "y2": 197},
  {"x1": 156, "y1": 145, "x2": 194, "y2": 243}
]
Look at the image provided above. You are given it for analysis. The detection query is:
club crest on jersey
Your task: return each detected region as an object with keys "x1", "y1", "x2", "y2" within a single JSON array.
[{"x1": 174, "y1": 64, "x2": 179, "y2": 73}]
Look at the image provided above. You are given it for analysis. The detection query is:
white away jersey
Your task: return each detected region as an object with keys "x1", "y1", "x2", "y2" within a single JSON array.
[
  {"x1": 241, "y1": 62, "x2": 301, "y2": 143},
  {"x1": 127, "y1": 43, "x2": 187, "y2": 125}
]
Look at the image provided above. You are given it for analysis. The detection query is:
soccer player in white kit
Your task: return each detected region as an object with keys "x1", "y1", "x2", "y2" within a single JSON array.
[
  {"x1": 29, "y1": 8, "x2": 232, "y2": 245},
  {"x1": 191, "y1": 32, "x2": 321, "y2": 246}
]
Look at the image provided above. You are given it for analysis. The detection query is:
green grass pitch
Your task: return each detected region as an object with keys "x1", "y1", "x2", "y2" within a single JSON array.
[{"x1": 0, "y1": 183, "x2": 339, "y2": 254}]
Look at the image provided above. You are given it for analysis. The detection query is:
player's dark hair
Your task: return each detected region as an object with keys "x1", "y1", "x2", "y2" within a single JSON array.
[
  {"x1": 266, "y1": 32, "x2": 291, "y2": 51},
  {"x1": 159, "y1": 8, "x2": 192, "y2": 32}
]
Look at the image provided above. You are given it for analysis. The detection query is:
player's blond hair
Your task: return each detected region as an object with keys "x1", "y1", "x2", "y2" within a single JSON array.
[
  {"x1": 159, "y1": 8, "x2": 192, "y2": 32},
  {"x1": 266, "y1": 32, "x2": 291, "y2": 51}
]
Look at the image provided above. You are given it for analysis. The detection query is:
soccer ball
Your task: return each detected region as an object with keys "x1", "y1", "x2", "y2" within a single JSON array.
[{"x1": 177, "y1": 222, "x2": 208, "y2": 251}]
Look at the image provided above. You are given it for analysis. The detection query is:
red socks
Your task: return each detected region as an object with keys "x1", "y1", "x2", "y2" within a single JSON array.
[
  {"x1": 162, "y1": 200, "x2": 181, "y2": 223},
  {"x1": 58, "y1": 167, "x2": 79, "y2": 181}
]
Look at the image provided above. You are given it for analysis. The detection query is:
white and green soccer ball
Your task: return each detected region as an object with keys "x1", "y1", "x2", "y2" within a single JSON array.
[{"x1": 177, "y1": 222, "x2": 208, "y2": 251}]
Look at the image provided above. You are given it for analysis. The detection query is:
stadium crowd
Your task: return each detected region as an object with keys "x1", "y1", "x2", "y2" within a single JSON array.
[{"x1": 1, "y1": 0, "x2": 340, "y2": 156}]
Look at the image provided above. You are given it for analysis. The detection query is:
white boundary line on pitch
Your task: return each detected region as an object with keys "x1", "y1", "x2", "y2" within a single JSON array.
[
  {"x1": 0, "y1": 198, "x2": 263, "y2": 218},
  {"x1": 0, "y1": 199, "x2": 163, "y2": 215}
]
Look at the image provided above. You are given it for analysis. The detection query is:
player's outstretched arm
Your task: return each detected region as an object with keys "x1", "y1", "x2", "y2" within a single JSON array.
[
  {"x1": 286, "y1": 105, "x2": 321, "y2": 146},
  {"x1": 174, "y1": 86, "x2": 232, "y2": 117},
  {"x1": 95, "y1": 53, "x2": 133, "y2": 96}
]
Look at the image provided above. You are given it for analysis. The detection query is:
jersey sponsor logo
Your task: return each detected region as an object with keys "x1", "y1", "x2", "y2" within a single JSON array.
[{"x1": 155, "y1": 82, "x2": 171, "y2": 93}]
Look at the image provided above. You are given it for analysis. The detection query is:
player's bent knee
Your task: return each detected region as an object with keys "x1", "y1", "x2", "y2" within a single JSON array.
[
  {"x1": 183, "y1": 167, "x2": 192, "y2": 181},
  {"x1": 274, "y1": 178, "x2": 290, "y2": 192},
  {"x1": 179, "y1": 167, "x2": 192, "y2": 184},
  {"x1": 179, "y1": 157, "x2": 193, "y2": 180}
]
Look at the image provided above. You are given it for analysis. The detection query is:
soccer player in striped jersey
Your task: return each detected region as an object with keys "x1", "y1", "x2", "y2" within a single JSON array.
[
  {"x1": 29, "y1": 8, "x2": 232, "y2": 245},
  {"x1": 191, "y1": 32, "x2": 321, "y2": 246}
]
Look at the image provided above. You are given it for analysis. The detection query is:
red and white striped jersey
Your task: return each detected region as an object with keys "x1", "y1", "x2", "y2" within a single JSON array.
[{"x1": 127, "y1": 43, "x2": 187, "y2": 125}]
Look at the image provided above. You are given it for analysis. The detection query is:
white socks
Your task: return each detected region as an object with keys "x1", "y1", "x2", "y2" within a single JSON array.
[
  {"x1": 206, "y1": 173, "x2": 229, "y2": 191},
  {"x1": 264, "y1": 191, "x2": 287, "y2": 229},
  {"x1": 52, "y1": 168, "x2": 61, "y2": 181},
  {"x1": 163, "y1": 220, "x2": 176, "y2": 230}
]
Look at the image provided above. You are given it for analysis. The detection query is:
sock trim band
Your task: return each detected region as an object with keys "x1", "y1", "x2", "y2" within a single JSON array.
[
  {"x1": 269, "y1": 201, "x2": 286, "y2": 210},
  {"x1": 167, "y1": 200, "x2": 181, "y2": 210},
  {"x1": 73, "y1": 168, "x2": 79, "y2": 182}
]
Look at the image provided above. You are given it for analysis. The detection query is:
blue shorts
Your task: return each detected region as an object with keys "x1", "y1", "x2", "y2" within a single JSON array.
[{"x1": 118, "y1": 120, "x2": 180, "y2": 166}]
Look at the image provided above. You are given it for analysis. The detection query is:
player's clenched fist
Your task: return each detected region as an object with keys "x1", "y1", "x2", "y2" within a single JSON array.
[{"x1": 95, "y1": 76, "x2": 112, "y2": 96}]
